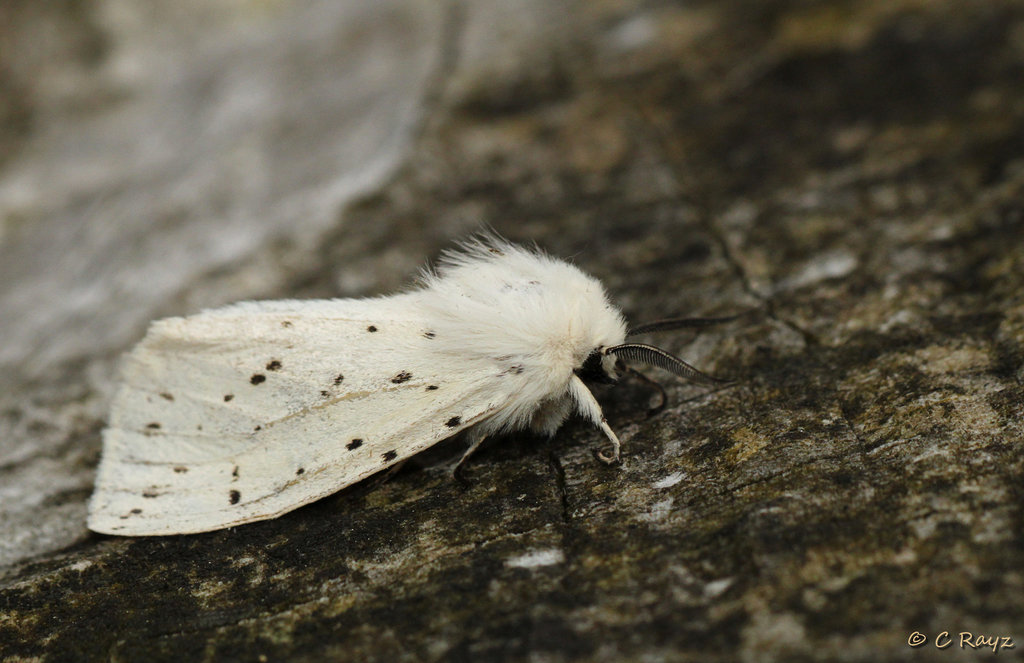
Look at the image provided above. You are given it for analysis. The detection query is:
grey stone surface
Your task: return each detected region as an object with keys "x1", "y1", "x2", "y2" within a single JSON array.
[{"x1": 2, "y1": 0, "x2": 1023, "y2": 661}]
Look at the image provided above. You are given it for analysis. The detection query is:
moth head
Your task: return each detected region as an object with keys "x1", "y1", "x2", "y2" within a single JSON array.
[{"x1": 575, "y1": 349, "x2": 625, "y2": 385}]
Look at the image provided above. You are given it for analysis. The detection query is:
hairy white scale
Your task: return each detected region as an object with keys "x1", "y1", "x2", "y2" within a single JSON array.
[{"x1": 88, "y1": 238, "x2": 635, "y2": 535}]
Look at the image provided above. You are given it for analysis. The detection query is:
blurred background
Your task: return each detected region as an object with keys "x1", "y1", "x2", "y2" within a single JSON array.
[{"x1": 1, "y1": 1, "x2": 1022, "y2": 660}]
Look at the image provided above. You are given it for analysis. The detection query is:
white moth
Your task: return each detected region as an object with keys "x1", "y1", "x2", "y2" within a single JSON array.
[{"x1": 88, "y1": 237, "x2": 729, "y2": 535}]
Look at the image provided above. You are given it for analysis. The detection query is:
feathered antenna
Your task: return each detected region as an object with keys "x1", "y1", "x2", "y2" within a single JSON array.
[
  {"x1": 627, "y1": 314, "x2": 742, "y2": 337},
  {"x1": 606, "y1": 313, "x2": 742, "y2": 409},
  {"x1": 605, "y1": 343, "x2": 729, "y2": 386}
]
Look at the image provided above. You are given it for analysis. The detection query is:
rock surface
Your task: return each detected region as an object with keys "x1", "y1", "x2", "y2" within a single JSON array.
[{"x1": 1, "y1": 0, "x2": 1022, "y2": 661}]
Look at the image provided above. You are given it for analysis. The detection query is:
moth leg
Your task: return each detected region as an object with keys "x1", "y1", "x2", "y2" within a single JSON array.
[
  {"x1": 452, "y1": 427, "x2": 489, "y2": 486},
  {"x1": 593, "y1": 420, "x2": 622, "y2": 465},
  {"x1": 626, "y1": 366, "x2": 668, "y2": 415},
  {"x1": 370, "y1": 460, "x2": 409, "y2": 488},
  {"x1": 567, "y1": 374, "x2": 623, "y2": 465}
]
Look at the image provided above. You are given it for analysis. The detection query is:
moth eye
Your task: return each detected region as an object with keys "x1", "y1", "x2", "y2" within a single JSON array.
[{"x1": 574, "y1": 350, "x2": 617, "y2": 385}]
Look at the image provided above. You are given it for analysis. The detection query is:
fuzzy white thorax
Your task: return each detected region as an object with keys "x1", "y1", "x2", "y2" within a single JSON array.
[{"x1": 417, "y1": 237, "x2": 627, "y2": 434}]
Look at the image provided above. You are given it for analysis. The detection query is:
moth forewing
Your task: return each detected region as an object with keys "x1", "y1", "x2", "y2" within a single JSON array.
[{"x1": 88, "y1": 299, "x2": 519, "y2": 535}]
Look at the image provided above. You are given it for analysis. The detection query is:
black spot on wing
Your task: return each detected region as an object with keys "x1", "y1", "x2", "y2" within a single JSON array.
[
  {"x1": 296, "y1": 468, "x2": 305, "y2": 475},
  {"x1": 142, "y1": 491, "x2": 158, "y2": 499},
  {"x1": 367, "y1": 325, "x2": 378, "y2": 332},
  {"x1": 266, "y1": 360, "x2": 282, "y2": 371},
  {"x1": 391, "y1": 371, "x2": 412, "y2": 384},
  {"x1": 145, "y1": 422, "x2": 161, "y2": 430},
  {"x1": 224, "y1": 394, "x2": 234, "y2": 402},
  {"x1": 281, "y1": 320, "x2": 293, "y2": 328},
  {"x1": 423, "y1": 330, "x2": 436, "y2": 339},
  {"x1": 334, "y1": 374, "x2": 345, "y2": 386},
  {"x1": 229, "y1": 490, "x2": 241, "y2": 505},
  {"x1": 321, "y1": 390, "x2": 330, "y2": 398},
  {"x1": 347, "y1": 438, "x2": 363, "y2": 450},
  {"x1": 232, "y1": 466, "x2": 239, "y2": 479},
  {"x1": 250, "y1": 374, "x2": 266, "y2": 385},
  {"x1": 446, "y1": 416, "x2": 461, "y2": 428},
  {"x1": 382, "y1": 450, "x2": 397, "y2": 463},
  {"x1": 173, "y1": 466, "x2": 188, "y2": 473},
  {"x1": 426, "y1": 385, "x2": 439, "y2": 391},
  {"x1": 160, "y1": 392, "x2": 174, "y2": 401},
  {"x1": 254, "y1": 425, "x2": 261, "y2": 432}
]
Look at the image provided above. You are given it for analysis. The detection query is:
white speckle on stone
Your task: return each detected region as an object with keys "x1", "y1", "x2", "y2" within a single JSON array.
[
  {"x1": 928, "y1": 222, "x2": 955, "y2": 241},
  {"x1": 776, "y1": 250, "x2": 858, "y2": 292},
  {"x1": 704, "y1": 577, "x2": 734, "y2": 598},
  {"x1": 880, "y1": 308, "x2": 918, "y2": 332},
  {"x1": 505, "y1": 548, "x2": 565, "y2": 569},
  {"x1": 866, "y1": 437, "x2": 904, "y2": 455},
  {"x1": 653, "y1": 471, "x2": 685, "y2": 489},
  {"x1": 606, "y1": 14, "x2": 657, "y2": 52}
]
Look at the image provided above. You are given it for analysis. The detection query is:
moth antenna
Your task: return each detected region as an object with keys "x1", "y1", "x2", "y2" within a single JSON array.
[
  {"x1": 627, "y1": 314, "x2": 741, "y2": 337},
  {"x1": 605, "y1": 343, "x2": 731, "y2": 386}
]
